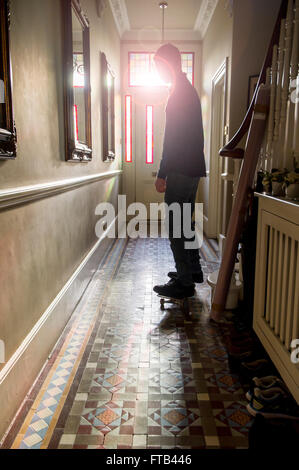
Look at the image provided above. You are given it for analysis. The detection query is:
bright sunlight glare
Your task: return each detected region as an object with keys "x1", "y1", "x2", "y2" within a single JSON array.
[
  {"x1": 129, "y1": 53, "x2": 171, "y2": 87},
  {"x1": 129, "y1": 52, "x2": 193, "y2": 87}
]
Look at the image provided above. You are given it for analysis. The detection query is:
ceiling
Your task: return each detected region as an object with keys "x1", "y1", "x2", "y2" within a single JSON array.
[
  {"x1": 108, "y1": 0, "x2": 220, "y2": 41},
  {"x1": 125, "y1": 0, "x2": 203, "y2": 30}
]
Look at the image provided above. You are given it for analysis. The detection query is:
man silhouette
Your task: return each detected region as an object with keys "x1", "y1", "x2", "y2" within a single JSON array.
[{"x1": 153, "y1": 43, "x2": 206, "y2": 299}]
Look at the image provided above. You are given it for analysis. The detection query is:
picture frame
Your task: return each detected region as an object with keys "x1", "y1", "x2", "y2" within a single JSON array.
[
  {"x1": 101, "y1": 52, "x2": 115, "y2": 162},
  {"x1": 0, "y1": 0, "x2": 17, "y2": 160},
  {"x1": 61, "y1": 0, "x2": 92, "y2": 162}
]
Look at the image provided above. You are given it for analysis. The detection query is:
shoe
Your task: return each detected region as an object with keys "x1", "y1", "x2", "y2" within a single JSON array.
[
  {"x1": 229, "y1": 329, "x2": 254, "y2": 340},
  {"x1": 153, "y1": 279, "x2": 195, "y2": 299},
  {"x1": 227, "y1": 350, "x2": 269, "y2": 375},
  {"x1": 226, "y1": 343, "x2": 264, "y2": 358},
  {"x1": 248, "y1": 413, "x2": 299, "y2": 449},
  {"x1": 229, "y1": 319, "x2": 250, "y2": 334},
  {"x1": 168, "y1": 271, "x2": 204, "y2": 284},
  {"x1": 229, "y1": 339, "x2": 259, "y2": 350},
  {"x1": 240, "y1": 358, "x2": 275, "y2": 379},
  {"x1": 247, "y1": 387, "x2": 299, "y2": 419},
  {"x1": 246, "y1": 376, "x2": 286, "y2": 401},
  {"x1": 228, "y1": 349, "x2": 265, "y2": 364}
]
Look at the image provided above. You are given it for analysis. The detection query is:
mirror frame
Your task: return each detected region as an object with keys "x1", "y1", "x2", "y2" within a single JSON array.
[
  {"x1": 101, "y1": 52, "x2": 115, "y2": 162},
  {"x1": 62, "y1": 0, "x2": 92, "y2": 162},
  {"x1": 0, "y1": 0, "x2": 17, "y2": 160}
]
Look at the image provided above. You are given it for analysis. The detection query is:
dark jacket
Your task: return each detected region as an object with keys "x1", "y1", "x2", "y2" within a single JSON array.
[{"x1": 158, "y1": 72, "x2": 206, "y2": 179}]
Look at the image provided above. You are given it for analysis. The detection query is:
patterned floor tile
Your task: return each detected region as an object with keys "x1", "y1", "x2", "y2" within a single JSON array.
[
  {"x1": 149, "y1": 401, "x2": 201, "y2": 436},
  {"x1": 3, "y1": 236, "x2": 255, "y2": 450},
  {"x1": 91, "y1": 369, "x2": 138, "y2": 394},
  {"x1": 82, "y1": 402, "x2": 134, "y2": 435},
  {"x1": 150, "y1": 369, "x2": 194, "y2": 394},
  {"x1": 214, "y1": 403, "x2": 252, "y2": 436},
  {"x1": 205, "y1": 370, "x2": 245, "y2": 395}
]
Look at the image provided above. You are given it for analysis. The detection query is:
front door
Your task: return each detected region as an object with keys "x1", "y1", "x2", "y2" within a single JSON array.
[
  {"x1": 134, "y1": 89, "x2": 168, "y2": 219},
  {"x1": 122, "y1": 49, "x2": 196, "y2": 222}
]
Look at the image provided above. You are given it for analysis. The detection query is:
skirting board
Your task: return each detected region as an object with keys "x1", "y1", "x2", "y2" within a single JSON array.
[{"x1": 0, "y1": 216, "x2": 119, "y2": 441}]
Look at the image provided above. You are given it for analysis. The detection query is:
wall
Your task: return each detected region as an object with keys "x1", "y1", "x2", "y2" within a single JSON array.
[
  {"x1": 200, "y1": 0, "x2": 233, "y2": 230},
  {"x1": 0, "y1": 0, "x2": 122, "y2": 438},
  {"x1": 200, "y1": 0, "x2": 282, "y2": 237},
  {"x1": 0, "y1": 0, "x2": 122, "y2": 187},
  {"x1": 229, "y1": 0, "x2": 281, "y2": 138}
]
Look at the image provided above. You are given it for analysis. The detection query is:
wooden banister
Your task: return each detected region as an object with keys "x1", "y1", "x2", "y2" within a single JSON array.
[{"x1": 220, "y1": 0, "x2": 289, "y2": 158}]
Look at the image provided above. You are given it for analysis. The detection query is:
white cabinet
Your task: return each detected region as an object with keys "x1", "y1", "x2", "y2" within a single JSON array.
[{"x1": 253, "y1": 193, "x2": 299, "y2": 403}]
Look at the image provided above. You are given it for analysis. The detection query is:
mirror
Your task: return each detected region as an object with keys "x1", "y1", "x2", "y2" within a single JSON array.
[
  {"x1": 0, "y1": 0, "x2": 17, "y2": 160},
  {"x1": 101, "y1": 52, "x2": 115, "y2": 161},
  {"x1": 62, "y1": 0, "x2": 92, "y2": 162},
  {"x1": 72, "y1": 9, "x2": 86, "y2": 144},
  {"x1": 107, "y1": 66, "x2": 115, "y2": 159}
]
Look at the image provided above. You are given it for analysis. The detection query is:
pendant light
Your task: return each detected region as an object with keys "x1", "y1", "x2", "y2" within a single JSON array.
[{"x1": 159, "y1": 2, "x2": 168, "y2": 43}]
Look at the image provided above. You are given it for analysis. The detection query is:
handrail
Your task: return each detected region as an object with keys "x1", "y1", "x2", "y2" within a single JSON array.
[{"x1": 219, "y1": 0, "x2": 289, "y2": 158}]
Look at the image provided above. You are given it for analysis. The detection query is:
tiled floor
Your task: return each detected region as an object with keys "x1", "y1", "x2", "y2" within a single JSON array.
[{"x1": 1, "y1": 236, "x2": 253, "y2": 449}]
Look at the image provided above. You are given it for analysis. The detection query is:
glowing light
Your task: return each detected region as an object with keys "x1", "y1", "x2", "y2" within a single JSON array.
[
  {"x1": 146, "y1": 105, "x2": 153, "y2": 164},
  {"x1": 181, "y1": 52, "x2": 194, "y2": 86},
  {"x1": 125, "y1": 95, "x2": 132, "y2": 163},
  {"x1": 129, "y1": 52, "x2": 194, "y2": 87},
  {"x1": 73, "y1": 53, "x2": 85, "y2": 88},
  {"x1": 129, "y1": 53, "x2": 169, "y2": 87},
  {"x1": 73, "y1": 104, "x2": 79, "y2": 142}
]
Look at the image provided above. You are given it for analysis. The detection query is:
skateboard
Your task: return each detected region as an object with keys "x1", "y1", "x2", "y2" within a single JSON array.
[{"x1": 158, "y1": 295, "x2": 190, "y2": 315}]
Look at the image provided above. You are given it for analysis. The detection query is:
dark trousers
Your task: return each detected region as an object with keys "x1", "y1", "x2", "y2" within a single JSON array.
[{"x1": 164, "y1": 172, "x2": 201, "y2": 287}]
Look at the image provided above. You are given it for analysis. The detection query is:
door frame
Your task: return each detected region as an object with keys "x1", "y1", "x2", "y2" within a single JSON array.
[{"x1": 207, "y1": 58, "x2": 228, "y2": 243}]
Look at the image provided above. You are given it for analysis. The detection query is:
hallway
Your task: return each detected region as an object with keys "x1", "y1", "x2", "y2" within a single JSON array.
[
  {"x1": 1, "y1": 236, "x2": 252, "y2": 450},
  {"x1": 1, "y1": 0, "x2": 299, "y2": 455}
]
